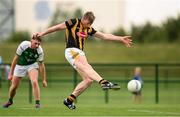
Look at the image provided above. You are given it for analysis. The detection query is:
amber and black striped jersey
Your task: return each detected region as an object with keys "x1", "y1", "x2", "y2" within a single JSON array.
[{"x1": 65, "y1": 18, "x2": 97, "y2": 50}]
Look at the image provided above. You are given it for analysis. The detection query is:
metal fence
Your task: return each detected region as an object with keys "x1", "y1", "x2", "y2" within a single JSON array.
[{"x1": 1, "y1": 63, "x2": 180, "y2": 104}]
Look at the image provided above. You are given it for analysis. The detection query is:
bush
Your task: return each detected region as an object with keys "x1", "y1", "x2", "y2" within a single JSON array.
[{"x1": 7, "y1": 31, "x2": 30, "y2": 42}]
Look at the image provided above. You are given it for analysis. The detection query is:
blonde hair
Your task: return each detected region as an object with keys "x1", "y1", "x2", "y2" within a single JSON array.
[
  {"x1": 83, "y1": 11, "x2": 95, "y2": 24},
  {"x1": 32, "y1": 35, "x2": 41, "y2": 42},
  {"x1": 134, "y1": 67, "x2": 141, "y2": 75}
]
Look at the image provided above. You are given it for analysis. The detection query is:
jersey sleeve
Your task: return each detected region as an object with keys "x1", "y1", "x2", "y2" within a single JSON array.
[
  {"x1": 37, "y1": 46, "x2": 44, "y2": 62},
  {"x1": 65, "y1": 18, "x2": 77, "y2": 29},
  {"x1": 16, "y1": 41, "x2": 29, "y2": 56},
  {"x1": 88, "y1": 27, "x2": 97, "y2": 36}
]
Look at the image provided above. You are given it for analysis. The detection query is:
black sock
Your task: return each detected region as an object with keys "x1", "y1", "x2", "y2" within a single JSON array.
[
  {"x1": 99, "y1": 79, "x2": 108, "y2": 84},
  {"x1": 35, "y1": 100, "x2": 40, "y2": 105},
  {"x1": 67, "y1": 94, "x2": 76, "y2": 103},
  {"x1": 9, "y1": 98, "x2": 13, "y2": 103}
]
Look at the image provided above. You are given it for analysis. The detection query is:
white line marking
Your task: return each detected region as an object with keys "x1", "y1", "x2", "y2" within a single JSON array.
[{"x1": 128, "y1": 109, "x2": 180, "y2": 115}]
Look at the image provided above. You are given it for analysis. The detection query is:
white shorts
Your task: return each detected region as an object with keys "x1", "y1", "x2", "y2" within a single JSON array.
[
  {"x1": 65, "y1": 48, "x2": 85, "y2": 69},
  {"x1": 13, "y1": 62, "x2": 39, "y2": 77}
]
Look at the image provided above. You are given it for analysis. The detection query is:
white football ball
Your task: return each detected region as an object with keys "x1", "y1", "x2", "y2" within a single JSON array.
[{"x1": 127, "y1": 80, "x2": 141, "y2": 92}]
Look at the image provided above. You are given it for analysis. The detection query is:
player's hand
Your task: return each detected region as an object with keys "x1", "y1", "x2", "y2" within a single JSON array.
[
  {"x1": 33, "y1": 32, "x2": 42, "y2": 38},
  {"x1": 121, "y1": 36, "x2": 132, "y2": 47},
  {"x1": 42, "y1": 80, "x2": 47, "y2": 87},
  {"x1": 8, "y1": 74, "x2": 13, "y2": 81}
]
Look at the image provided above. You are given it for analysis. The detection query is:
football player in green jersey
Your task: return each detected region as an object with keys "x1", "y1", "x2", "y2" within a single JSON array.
[{"x1": 3, "y1": 36, "x2": 47, "y2": 108}]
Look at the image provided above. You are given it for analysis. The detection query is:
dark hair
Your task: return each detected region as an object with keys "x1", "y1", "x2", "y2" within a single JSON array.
[
  {"x1": 83, "y1": 11, "x2": 95, "y2": 24},
  {"x1": 32, "y1": 35, "x2": 41, "y2": 42}
]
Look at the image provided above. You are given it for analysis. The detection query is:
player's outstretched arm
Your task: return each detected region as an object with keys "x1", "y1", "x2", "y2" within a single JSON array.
[
  {"x1": 94, "y1": 31, "x2": 132, "y2": 47},
  {"x1": 35, "y1": 22, "x2": 67, "y2": 37}
]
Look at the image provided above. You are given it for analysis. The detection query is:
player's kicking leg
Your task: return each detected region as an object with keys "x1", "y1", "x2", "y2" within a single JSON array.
[
  {"x1": 74, "y1": 56, "x2": 121, "y2": 90},
  {"x1": 63, "y1": 48, "x2": 120, "y2": 109}
]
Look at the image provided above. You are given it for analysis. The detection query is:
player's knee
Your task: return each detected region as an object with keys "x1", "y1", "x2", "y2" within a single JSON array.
[
  {"x1": 85, "y1": 78, "x2": 93, "y2": 85},
  {"x1": 31, "y1": 80, "x2": 38, "y2": 87}
]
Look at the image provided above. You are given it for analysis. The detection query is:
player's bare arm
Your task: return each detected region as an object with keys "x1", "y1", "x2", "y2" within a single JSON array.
[
  {"x1": 8, "y1": 54, "x2": 19, "y2": 80},
  {"x1": 94, "y1": 31, "x2": 132, "y2": 47},
  {"x1": 39, "y1": 62, "x2": 47, "y2": 87},
  {"x1": 36, "y1": 22, "x2": 67, "y2": 37}
]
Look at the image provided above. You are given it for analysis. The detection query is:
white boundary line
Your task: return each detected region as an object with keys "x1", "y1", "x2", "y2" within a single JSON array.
[{"x1": 128, "y1": 109, "x2": 180, "y2": 116}]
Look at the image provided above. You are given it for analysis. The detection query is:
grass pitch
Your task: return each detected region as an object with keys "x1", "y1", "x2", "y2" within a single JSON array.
[
  {"x1": 0, "y1": 81, "x2": 180, "y2": 116},
  {"x1": 0, "y1": 61, "x2": 180, "y2": 116},
  {"x1": 0, "y1": 103, "x2": 180, "y2": 116}
]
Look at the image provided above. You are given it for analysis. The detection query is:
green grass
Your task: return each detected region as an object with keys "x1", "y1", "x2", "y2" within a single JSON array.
[
  {"x1": 0, "y1": 81, "x2": 180, "y2": 116},
  {"x1": 0, "y1": 42, "x2": 180, "y2": 63},
  {"x1": 1, "y1": 104, "x2": 180, "y2": 116},
  {"x1": 0, "y1": 41, "x2": 180, "y2": 116}
]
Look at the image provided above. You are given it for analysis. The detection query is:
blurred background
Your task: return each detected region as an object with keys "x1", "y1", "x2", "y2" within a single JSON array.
[
  {"x1": 0, "y1": 0, "x2": 180, "y2": 110},
  {"x1": 0, "y1": 0, "x2": 180, "y2": 63}
]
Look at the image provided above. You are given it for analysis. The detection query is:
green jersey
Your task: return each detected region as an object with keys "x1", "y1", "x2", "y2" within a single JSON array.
[{"x1": 16, "y1": 41, "x2": 44, "y2": 65}]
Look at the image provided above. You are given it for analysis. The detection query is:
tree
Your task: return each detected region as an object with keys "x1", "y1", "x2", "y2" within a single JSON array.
[
  {"x1": 7, "y1": 31, "x2": 30, "y2": 43},
  {"x1": 162, "y1": 15, "x2": 180, "y2": 42},
  {"x1": 73, "y1": 8, "x2": 83, "y2": 19},
  {"x1": 44, "y1": 7, "x2": 83, "y2": 42},
  {"x1": 113, "y1": 27, "x2": 127, "y2": 36}
]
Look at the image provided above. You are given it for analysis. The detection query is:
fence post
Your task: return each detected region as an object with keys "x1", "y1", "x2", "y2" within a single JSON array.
[
  {"x1": 155, "y1": 64, "x2": 159, "y2": 104},
  {"x1": 29, "y1": 80, "x2": 32, "y2": 104},
  {"x1": 104, "y1": 90, "x2": 109, "y2": 103}
]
